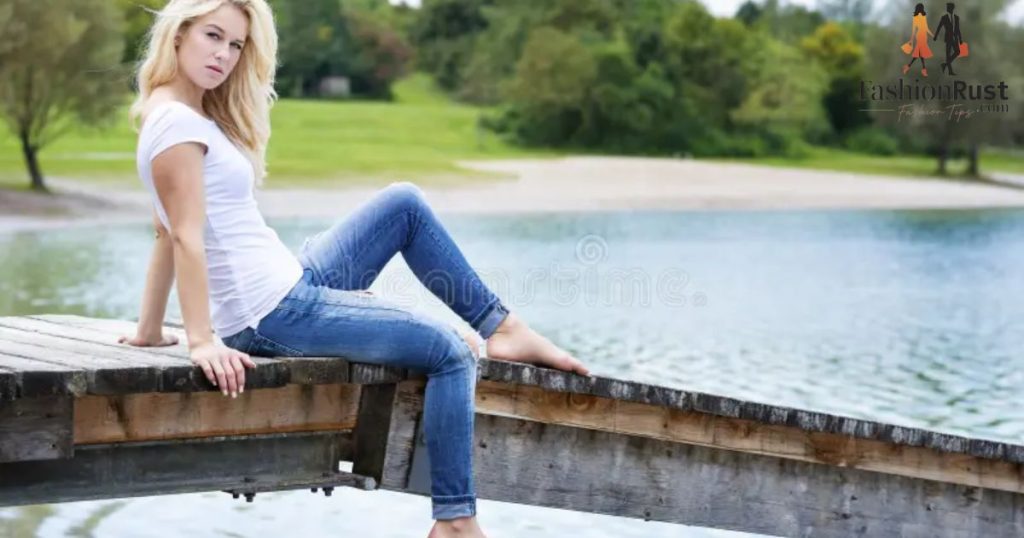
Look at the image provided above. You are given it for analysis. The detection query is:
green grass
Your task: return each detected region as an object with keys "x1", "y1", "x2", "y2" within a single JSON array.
[
  {"x1": 706, "y1": 146, "x2": 1024, "y2": 180},
  {"x1": 0, "y1": 73, "x2": 556, "y2": 190},
  {"x1": 1, "y1": 73, "x2": 1022, "y2": 190}
]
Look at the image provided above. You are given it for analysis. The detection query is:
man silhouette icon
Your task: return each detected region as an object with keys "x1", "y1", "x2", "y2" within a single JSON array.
[{"x1": 934, "y1": 2, "x2": 964, "y2": 75}]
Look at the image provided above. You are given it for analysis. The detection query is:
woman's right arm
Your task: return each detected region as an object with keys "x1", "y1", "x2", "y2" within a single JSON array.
[{"x1": 151, "y1": 141, "x2": 255, "y2": 397}]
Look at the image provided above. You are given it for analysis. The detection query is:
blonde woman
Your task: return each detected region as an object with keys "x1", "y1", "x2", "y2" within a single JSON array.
[{"x1": 120, "y1": 1, "x2": 590, "y2": 536}]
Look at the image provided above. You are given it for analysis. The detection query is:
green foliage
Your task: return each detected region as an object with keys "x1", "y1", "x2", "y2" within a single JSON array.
[
  {"x1": 116, "y1": 0, "x2": 165, "y2": 65},
  {"x1": 744, "y1": 0, "x2": 825, "y2": 43},
  {"x1": 843, "y1": 126, "x2": 900, "y2": 156},
  {"x1": 503, "y1": 27, "x2": 596, "y2": 145},
  {"x1": 345, "y1": 9, "x2": 415, "y2": 99},
  {"x1": 409, "y1": 0, "x2": 490, "y2": 91},
  {"x1": 0, "y1": 0, "x2": 128, "y2": 190},
  {"x1": 662, "y1": 5, "x2": 759, "y2": 128},
  {"x1": 800, "y1": 21, "x2": 870, "y2": 136},
  {"x1": 270, "y1": 0, "x2": 353, "y2": 98},
  {"x1": 730, "y1": 37, "x2": 829, "y2": 140},
  {"x1": 446, "y1": 0, "x2": 841, "y2": 157},
  {"x1": 267, "y1": 0, "x2": 412, "y2": 99}
]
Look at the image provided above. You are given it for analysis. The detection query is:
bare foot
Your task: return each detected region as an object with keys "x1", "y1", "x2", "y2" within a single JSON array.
[
  {"x1": 427, "y1": 516, "x2": 487, "y2": 538},
  {"x1": 484, "y1": 312, "x2": 590, "y2": 376}
]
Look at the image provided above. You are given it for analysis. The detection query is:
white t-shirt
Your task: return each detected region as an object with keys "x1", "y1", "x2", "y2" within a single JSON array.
[{"x1": 135, "y1": 100, "x2": 303, "y2": 338}]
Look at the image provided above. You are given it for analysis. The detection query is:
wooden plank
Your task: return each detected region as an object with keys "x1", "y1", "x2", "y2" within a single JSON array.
[
  {"x1": 0, "y1": 431, "x2": 352, "y2": 506},
  {"x1": 0, "y1": 396, "x2": 73, "y2": 463},
  {"x1": 352, "y1": 380, "x2": 424, "y2": 489},
  {"x1": 22, "y1": 315, "x2": 404, "y2": 387},
  {"x1": 0, "y1": 352, "x2": 88, "y2": 397},
  {"x1": 0, "y1": 317, "x2": 292, "y2": 394},
  {"x1": 454, "y1": 414, "x2": 1024, "y2": 537},
  {"x1": 0, "y1": 317, "x2": 190, "y2": 366},
  {"x1": 74, "y1": 383, "x2": 362, "y2": 444},
  {"x1": 0, "y1": 366, "x2": 16, "y2": 401},
  {"x1": 0, "y1": 330, "x2": 167, "y2": 395},
  {"x1": 16, "y1": 315, "x2": 192, "y2": 360},
  {"x1": 474, "y1": 380, "x2": 1024, "y2": 494},
  {"x1": 477, "y1": 359, "x2": 1024, "y2": 465}
]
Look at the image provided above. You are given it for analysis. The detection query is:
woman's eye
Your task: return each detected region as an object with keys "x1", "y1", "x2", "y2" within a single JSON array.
[{"x1": 207, "y1": 32, "x2": 220, "y2": 40}]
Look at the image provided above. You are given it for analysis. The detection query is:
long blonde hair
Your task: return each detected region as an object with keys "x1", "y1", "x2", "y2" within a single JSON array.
[{"x1": 129, "y1": 0, "x2": 278, "y2": 187}]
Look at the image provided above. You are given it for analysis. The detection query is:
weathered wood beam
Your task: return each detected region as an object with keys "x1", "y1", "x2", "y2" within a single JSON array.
[
  {"x1": 352, "y1": 380, "x2": 424, "y2": 490},
  {"x1": 458, "y1": 415, "x2": 1024, "y2": 538},
  {"x1": 74, "y1": 383, "x2": 362, "y2": 444},
  {"x1": 0, "y1": 432, "x2": 354, "y2": 506},
  {"x1": 476, "y1": 358, "x2": 1024, "y2": 465},
  {"x1": 0, "y1": 366, "x2": 16, "y2": 401},
  {"x1": 0, "y1": 396, "x2": 73, "y2": 463},
  {"x1": 474, "y1": 380, "x2": 1024, "y2": 494}
]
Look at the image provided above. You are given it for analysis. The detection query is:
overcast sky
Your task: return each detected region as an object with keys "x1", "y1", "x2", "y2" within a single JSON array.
[{"x1": 388, "y1": 0, "x2": 1024, "y2": 25}]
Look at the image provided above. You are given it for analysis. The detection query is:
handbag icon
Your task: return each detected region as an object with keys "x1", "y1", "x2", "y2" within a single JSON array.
[
  {"x1": 959, "y1": 42, "x2": 969, "y2": 57},
  {"x1": 901, "y1": 41, "x2": 913, "y2": 54}
]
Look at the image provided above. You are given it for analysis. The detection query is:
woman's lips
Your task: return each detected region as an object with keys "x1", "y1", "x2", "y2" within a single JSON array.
[{"x1": 206, "y1": 66, "x2": 223, "y2": 75}]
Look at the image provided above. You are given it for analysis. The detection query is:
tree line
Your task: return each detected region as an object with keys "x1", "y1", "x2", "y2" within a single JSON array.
[{"x1": 1, "y1": 0, "x2": 1022, "y2": 191}]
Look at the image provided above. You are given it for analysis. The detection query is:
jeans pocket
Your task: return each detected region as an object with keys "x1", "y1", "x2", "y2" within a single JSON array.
[{"x1": 250, "y1": 331, "x2": 305, "y2": 358}]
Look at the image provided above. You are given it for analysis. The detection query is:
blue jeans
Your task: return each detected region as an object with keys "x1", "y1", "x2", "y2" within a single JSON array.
[{"x1": 221, "y1": 182, "x2": 510, "y2": 520}]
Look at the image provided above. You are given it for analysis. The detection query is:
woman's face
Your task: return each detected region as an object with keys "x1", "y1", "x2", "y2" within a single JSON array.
[{"x1": 175, "y1": 4, "x2": 249, "y2": 89}]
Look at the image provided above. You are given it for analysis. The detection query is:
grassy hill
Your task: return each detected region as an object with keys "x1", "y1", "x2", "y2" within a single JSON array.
[{"x1": 0, "y1": 74, "x2": 553, "y2": 190}]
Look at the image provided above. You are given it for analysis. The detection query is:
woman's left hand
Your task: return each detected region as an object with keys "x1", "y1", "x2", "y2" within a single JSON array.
[{"x1": 118, "y1": 333, "x2": 180, "y2": 347}]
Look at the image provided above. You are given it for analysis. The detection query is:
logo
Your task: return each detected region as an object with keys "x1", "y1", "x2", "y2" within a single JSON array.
[
  {"x1": 857, "y1": 2, "x2": 1011, "y2": 122},
  {"x1": 900, "y1": 2, "x2": 966, "y2": 78}
]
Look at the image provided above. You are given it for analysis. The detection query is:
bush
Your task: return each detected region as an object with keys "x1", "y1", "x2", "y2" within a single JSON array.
[{"x1": 843, "y1": 127, "x2": 899, "y2": 156}]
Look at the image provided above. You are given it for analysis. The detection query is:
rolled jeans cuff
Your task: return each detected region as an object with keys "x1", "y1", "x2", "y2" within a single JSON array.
[
  {"x1": 473, "y1": 299, "x2": 509, "y2": 340},
  {"x1": 432, "y1": 496, "x2": 477, "y2": 520}
]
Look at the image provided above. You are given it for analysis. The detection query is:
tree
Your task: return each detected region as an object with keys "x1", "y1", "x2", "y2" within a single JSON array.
[
  {"x1": 0, "y1": 0, "x2": 128, "y2": 192},
  {"x1": 746, "y1": 0, "x2": 826, "y2": 43},
  {"x1": 662, "y1": 3, "x2": 759, "y2": 129},
  {"x1": 409, "y1": 0, "x2": 490, "y2": 92},
  {"x1": 503, "y1": 26, "x2": 598, "y2": 145},
  {"x1": 345, "y1": 9, "x2": 415, "y2": 98},
  {"x1": 270, "y1": 0, "x2": 352, "y2": 98},
  {"x1": 583, "y1": 41, "x2": 683, "y2": 152},
  {"x1": 117, "y1": 0, "x2": 166, "y2": 66},
  {"x1": 801, "y1": 21, "x2": 870, "y2": 137},
  {"x1": 731, "y1": 38, "x2": 831, "y2": 154}
]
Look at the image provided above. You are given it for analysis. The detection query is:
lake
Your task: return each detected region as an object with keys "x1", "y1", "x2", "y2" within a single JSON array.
[{"x1": 2, "y1": 207, "x2": 1023, "y2": 537}]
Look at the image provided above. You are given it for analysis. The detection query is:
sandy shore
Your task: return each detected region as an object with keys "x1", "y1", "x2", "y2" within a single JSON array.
[{"x1": 3, "y1": 156, "x2": 1024, "y2": 232}]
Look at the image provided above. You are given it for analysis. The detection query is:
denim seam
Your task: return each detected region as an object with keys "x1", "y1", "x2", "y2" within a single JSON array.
[
  {"x1": 251, "y1": 331, "x2": 305, "y2": 357},
  {"x1": 432, "y1": 494, "x2": 477, "y2": 504},
  {"x1": 273, "y1": 301, "x2": 408, "y2": 316}
]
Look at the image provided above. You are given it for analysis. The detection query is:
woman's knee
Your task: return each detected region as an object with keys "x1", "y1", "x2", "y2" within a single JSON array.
[
  {"x1": 383, "y1": 181, "x2": 428, "y2": 213},
  {"x1": 424, "y1": 323, "x2": 477, "y2": 376}
]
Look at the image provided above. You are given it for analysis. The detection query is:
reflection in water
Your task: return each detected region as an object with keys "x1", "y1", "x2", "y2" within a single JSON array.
[{"x1": 1, "y1": 207, "x2": 1023, "y2": 538}]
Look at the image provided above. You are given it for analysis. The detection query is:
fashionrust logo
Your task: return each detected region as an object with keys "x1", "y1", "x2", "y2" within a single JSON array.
[{"x1": 858, "y1": 2, "x2": 1011, "y2": 122}]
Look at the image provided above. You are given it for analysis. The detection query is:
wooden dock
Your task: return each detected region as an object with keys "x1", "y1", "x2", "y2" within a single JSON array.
[{"x1": 1, "y1": 314, "x2": 1022, "y2": 537}]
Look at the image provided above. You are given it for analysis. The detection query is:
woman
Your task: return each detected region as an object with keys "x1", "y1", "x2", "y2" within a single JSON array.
[
  {"x1": 903, "y1": 3, "x2": 935, "y2": 77},
  {"x1": 118, "y1": 1, "x2": 590, "y2": 536}
]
